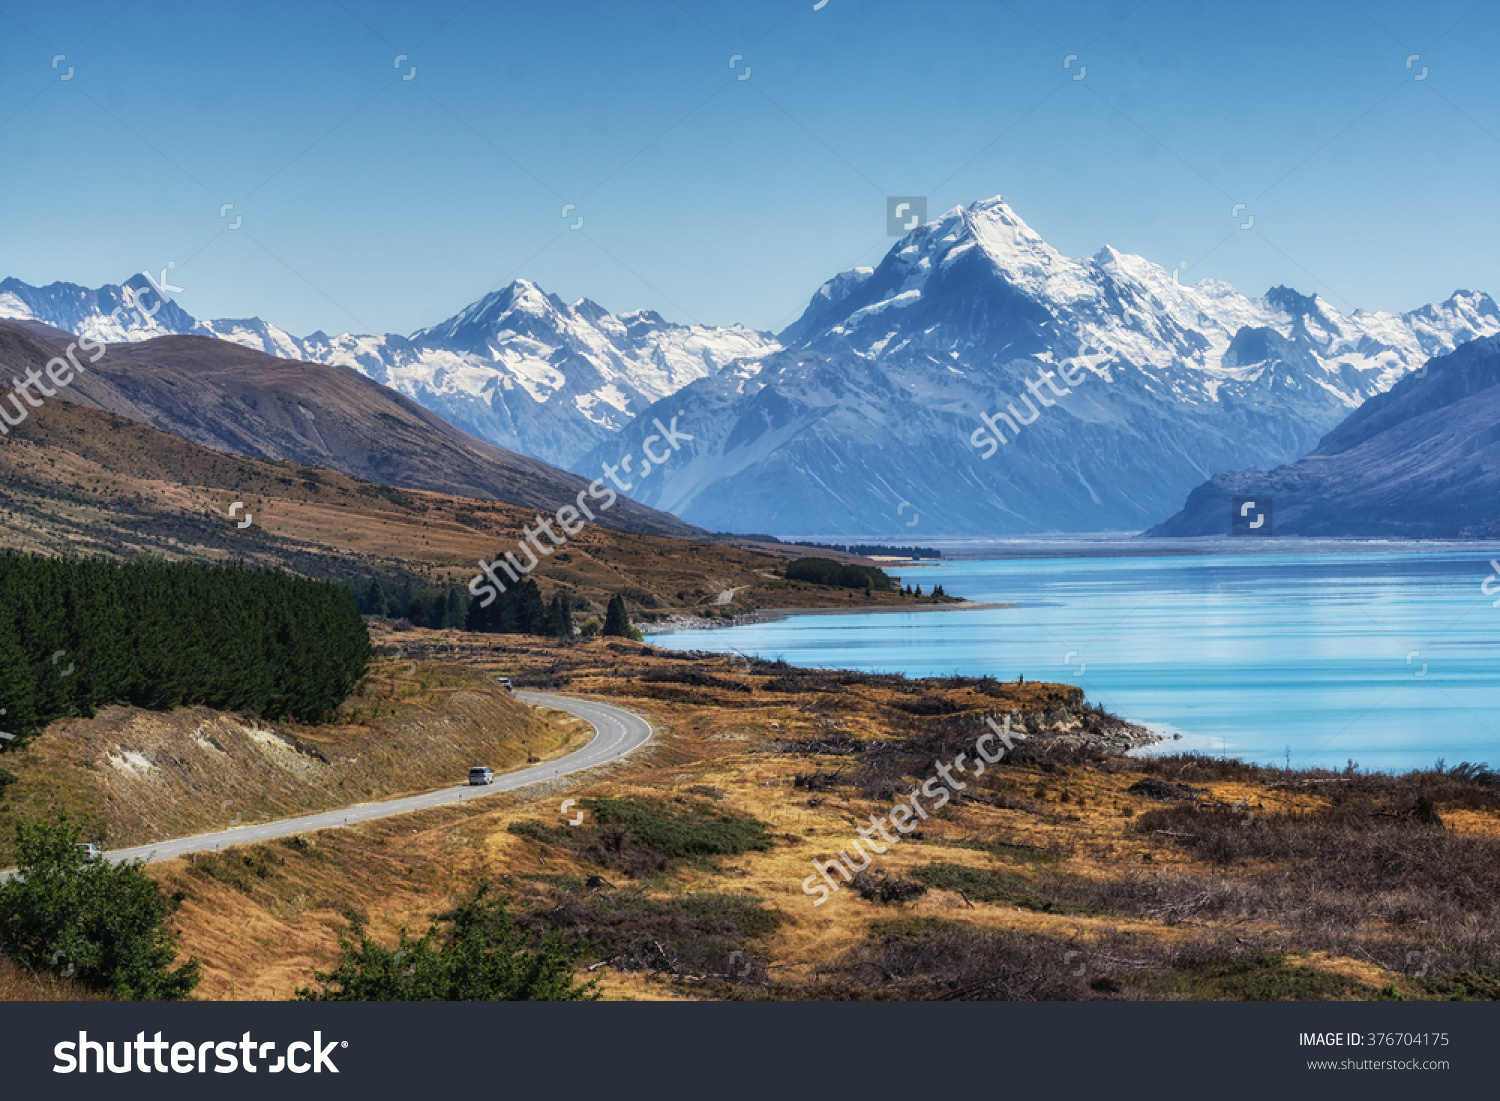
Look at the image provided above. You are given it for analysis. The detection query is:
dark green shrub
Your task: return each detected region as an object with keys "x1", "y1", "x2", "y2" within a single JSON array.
[
  {"x1": 783, "y1": 557, "x2": 895, "y2": 590},
  {"x1": 0, "y1": 816, "x2": 200, "y2": 999},
  {"x1": 580, "y1": 797, "x2": 774, "y2": 862},
  {"x1": 911, "y1": 862, "x2": 1088, "y2": 914},
  {"x1": 299, "y1": 884, "x2": 597, "y2": 1001}
]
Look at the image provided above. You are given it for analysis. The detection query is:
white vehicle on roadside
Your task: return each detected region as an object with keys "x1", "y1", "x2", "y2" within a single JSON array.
[{"x1": 468, "y1": 766, "x2": 494, "y2": 786}]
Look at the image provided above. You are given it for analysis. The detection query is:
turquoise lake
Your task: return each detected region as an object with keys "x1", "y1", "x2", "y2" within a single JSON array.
[{"x1": 650, "y1": 548, "x2": 1500, "y2": 772}]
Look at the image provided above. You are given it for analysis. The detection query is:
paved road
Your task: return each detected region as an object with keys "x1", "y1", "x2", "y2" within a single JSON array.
[{"x1": 0, "y1": 692, "x2": 650, "y2": 877}]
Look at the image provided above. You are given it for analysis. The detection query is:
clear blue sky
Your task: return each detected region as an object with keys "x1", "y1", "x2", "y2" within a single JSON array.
[{"x1": 2, "y1": 0, "x2": 1497, "y2": 336}]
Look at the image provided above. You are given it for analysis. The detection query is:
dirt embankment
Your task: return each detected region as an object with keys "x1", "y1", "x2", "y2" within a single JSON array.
[{"x1": 0, "y1": 662, "x2": 577, "y2": 861}]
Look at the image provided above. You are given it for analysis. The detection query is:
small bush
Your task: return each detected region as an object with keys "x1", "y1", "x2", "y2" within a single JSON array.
[
  {"x1": 580, "y1": 797, "x2": 774, "y2": 865},
  {"x1": 0, "y1": 817, "x2": 199, "y2": 999},
  {"x1": 793, "y1": 772, "x2": 844, "y2": 792},
  {"x1": 1164, "y1": 951, "x2": 1369, "y2": 1001},
  {"x1": 188, "y1": 846, "x2": 284, "y2": 893},
  {"x1": 534, "y1": 891, "x2": 782, "y2": 980},
  {"x1": 1419, "y1": 971, "x2": 1500, "y2": 1000},
  {"x1": 888, "y1": 696, "x2": 960, "y2": 716},
  {"x1": 853, "y1": 869, "x2": 928, "y2": 904},
  {"x1": 300, "y1": 885, "x2": 597, "y2": 1001},
  {"x1": 507, "y1": 821, "x2": 573, "y2": 846}
]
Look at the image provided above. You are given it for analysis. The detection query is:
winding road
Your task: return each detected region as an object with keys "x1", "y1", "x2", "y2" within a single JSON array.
[{"x1": 0, "y1": 692, "x2": 651, "y2": 877}]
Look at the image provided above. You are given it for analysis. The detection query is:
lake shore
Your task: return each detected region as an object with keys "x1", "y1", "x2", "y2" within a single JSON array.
[{"x1": 642, "y1": 599, "x2": 1010, "y2": 635}]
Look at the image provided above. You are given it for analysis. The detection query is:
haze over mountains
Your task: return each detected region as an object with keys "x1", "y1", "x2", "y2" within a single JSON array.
[
  {"x1": 5, "y1": 195, "x2": 1497, "y2": 537},
  {"x1": 1150, "y1": 335, "x2": 1500, "y2": 539}
]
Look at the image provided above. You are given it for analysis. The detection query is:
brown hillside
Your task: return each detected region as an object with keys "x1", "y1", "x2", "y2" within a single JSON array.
[
  {"x1": 0, "y1": 368, "x2": 957, "y2": 620},
  {"x1": 0, "y1": 321, "x2": 693, "y2": 537}
]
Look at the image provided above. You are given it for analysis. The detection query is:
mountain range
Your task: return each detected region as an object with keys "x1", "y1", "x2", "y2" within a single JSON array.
[
  {"x1": 589, "y1": 198, "x2": 1500, "y2": 535},
  {"x1": 0, "y1": 274, "x2": 776, "y2": 468},
  {"x1": 1148, "y1": 335, "x2": 1500, "y2": 538},
  {"x1": 5, "y1": 196, "x2": 1497, "y2": 536}
]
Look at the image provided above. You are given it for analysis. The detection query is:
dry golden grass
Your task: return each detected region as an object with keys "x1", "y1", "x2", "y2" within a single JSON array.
[
  {"x1": 16, "y1": 636, "x2": 1500, "y2": 1001},
  {"x1": 0, "y1": 661, "x2": 574, "y2": 864},
  {"x1": 120, "y1": 640, "x2": 1159, "y2": 998},
  {"x1": 0, "y1": 958, "x2": 105, "y2": 1002}
]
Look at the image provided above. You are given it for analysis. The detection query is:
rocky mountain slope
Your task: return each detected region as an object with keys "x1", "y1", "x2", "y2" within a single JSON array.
[
  {"x1": 0, "y1": 331, "x2": 928, "y2": 622},
  {"x1": 1148, "y1": 335, "x2": 1500, "y2": 538}
]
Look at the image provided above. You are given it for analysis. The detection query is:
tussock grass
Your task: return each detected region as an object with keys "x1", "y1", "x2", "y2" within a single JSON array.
[
  {"x1": 0, "y1": 957, "x2": 107, "y2": 1002},
  {"x1": 911, "y1": 862, "x2": 1090, "y2": 914}
]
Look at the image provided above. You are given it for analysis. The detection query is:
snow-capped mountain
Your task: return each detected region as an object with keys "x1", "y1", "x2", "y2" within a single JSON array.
[
  {"x1": 0, "y1": 272, "x2": 200, "y2": 342},
  {"x1": 0, "y1": 275, "x2": 777, "y2": 467},
  {"x1": 579, "y1": 196, "x2": 1500, "y2": 535}
]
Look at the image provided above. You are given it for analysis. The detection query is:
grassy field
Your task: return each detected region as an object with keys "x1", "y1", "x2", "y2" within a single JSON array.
[{"x1": 8, "y1": 632, "x2": 1493, "y2": 1001}]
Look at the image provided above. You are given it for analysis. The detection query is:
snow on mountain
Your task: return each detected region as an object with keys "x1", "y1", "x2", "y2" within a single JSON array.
[
  {"x1": 579, "y1": 196, "x2": 1500, "y2": 535},
  {"x1": 0, "y1": 273, "x2": 200, "y2": 343},
  {"x1": 8, "y1": 196, "x2": 1495, "y2": 535},
  {"x1": 0, "y1": 275, "x2": 778, "y2": 468}
]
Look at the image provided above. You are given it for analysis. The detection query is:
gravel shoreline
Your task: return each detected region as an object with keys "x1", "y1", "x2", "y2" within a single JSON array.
[{"x1": 642, "y1": 600, "x2": 1009, "y2": 635}]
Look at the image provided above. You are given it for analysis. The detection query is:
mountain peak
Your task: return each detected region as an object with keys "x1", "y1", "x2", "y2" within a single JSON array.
[
  {"x1": 1265, "y1": 285, "x2": 1325, "y2": 318},
  {"x1": 966, "y1": 194, "x2": 1016, "y2": 215}
]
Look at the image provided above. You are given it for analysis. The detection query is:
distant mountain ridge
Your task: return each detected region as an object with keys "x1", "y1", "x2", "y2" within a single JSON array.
[
  {"x1": 1148, "y1": 335, "x2": 1500, "y2": 538},
  {"x1": 0, "y1": 321, "x2": 698, "y2": 538},
  {"x1": 581, "y1": 197, "x2": 1500, "y2": 535},
  {"x1": 0, "y1": 274, "x2": 777, "y2": 467}
]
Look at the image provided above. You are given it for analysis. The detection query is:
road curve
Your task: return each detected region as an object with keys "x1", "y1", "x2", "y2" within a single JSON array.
[{"x1": 1, "y1": 692, "x2": 650, "y2": 877}]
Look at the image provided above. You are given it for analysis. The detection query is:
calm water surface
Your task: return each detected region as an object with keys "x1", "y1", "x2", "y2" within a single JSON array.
[{"x1": 651, "y1": 549, "x2": 1500, "y2": 771}]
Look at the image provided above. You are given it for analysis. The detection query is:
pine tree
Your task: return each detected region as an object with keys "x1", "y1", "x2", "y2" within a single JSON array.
[
  {"x1": 547, "y1": 590, "x2": 573, "y2": 637},
  {"x1": 0, "y1": 552, "x2": 370, "y2": 736},
  {"x1": 360, "y1": 578, "x2": 387, "y2": 616},
  {"x1": 602, "y1": 594, "x2": 631, "y2": 638},
  {"x1": 444, "y1": 589, "x2": 465, "y2": 629}
]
